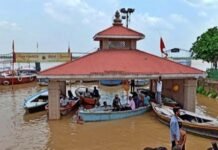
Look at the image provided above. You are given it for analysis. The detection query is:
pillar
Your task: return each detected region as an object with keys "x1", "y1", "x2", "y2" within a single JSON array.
[
  {"x1": 162, "y1": 79, "x2": 184, "y2": 107},
  {"x1": 48, "y1": 80, "x2": 60, "y2": 120},
  {"x1": 130, "y1": 40, "x2": 136, "y2": 49},
  {"x1": 183, "y1": 79, "x2": 197, "y2": 112},
  {"x1": 59, "y1": 81, "x2": 66, "y2": 96}
]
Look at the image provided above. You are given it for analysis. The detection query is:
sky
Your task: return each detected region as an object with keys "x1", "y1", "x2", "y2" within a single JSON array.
[{"x1": 0, "y1": 0, "x2": 218, "y2": 56}]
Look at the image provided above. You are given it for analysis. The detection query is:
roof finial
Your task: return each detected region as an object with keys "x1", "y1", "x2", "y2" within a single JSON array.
[{"x1": 113, "y1": 10, "x2": 122, "y2": 26}]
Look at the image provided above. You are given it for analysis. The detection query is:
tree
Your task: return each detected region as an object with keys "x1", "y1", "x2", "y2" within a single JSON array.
[{"x1": 191, "y1": 26, "x2": 218, "y2": 69}]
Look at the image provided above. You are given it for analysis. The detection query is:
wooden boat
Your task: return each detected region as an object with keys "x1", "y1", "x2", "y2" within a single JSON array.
[
  {"x1": 78, "y1": 105, "x2": 151, "y2": 122},
  {"x1": 100, "y1": 80, "x2": 122, "y2": 86},
  {"x1": 45, "y1": 99, "x2": 80, "y2": 116},
  {"x1": 151, "y1": 102, "x2": 218, "y2": 139},
  {"x1": 137, "y1": 88, "x2": 180, "y2": 107},
  {"x1": 23, "y1": 89, "x2": 48, "y2": 113},
  {"x1": 75, "y1": 87, "x2": 100, "y2": 109}
]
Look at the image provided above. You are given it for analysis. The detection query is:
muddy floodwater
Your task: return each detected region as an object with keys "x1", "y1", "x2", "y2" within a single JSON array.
[{"x1": 0, "y1": 82, "x2": 217, "y2": 150}]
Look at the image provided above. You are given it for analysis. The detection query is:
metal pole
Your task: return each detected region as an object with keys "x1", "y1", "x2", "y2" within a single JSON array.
[{"x1": 126, "y1": 13, "x2": 129, "y2": 28}]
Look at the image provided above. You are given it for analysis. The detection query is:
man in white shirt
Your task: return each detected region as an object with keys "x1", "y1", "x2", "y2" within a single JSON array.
[{"x1": 156, "y1": 76, "x2": 162, "y2": 106}]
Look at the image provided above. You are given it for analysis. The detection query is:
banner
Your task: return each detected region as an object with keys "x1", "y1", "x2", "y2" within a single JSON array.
[{"x1": 15, "y1": 52, "x2": 72, "y2": 62}]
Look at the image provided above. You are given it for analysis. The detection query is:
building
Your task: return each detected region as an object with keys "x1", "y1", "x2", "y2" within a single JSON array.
[{"x1": 39, "y1": 11, "x2": 205, "y2": 120}]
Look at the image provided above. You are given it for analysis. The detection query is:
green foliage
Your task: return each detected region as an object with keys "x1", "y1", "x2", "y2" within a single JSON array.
[
  {"x1": 191, "y1": 26, "x2": 218, "y2": 69},
  {"x1": 208, "y1": 92, "x2": 217, "y2": 98},
  {"x1": 197, "y1": 86, "x2": 218, "y2": 99},
  {"x1": 207, "y1": 68, "x2": 218, "y2": 80},
  {"x1": 196, "y1": 86, "x2": 204, "y2": 93}
]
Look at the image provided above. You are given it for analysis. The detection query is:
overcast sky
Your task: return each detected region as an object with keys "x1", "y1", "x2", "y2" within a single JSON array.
[{"x1": 0, "y1": 0, "x2": 218, "y2": 56}]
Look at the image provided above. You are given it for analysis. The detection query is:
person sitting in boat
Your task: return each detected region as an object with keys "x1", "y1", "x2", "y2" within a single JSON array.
[
  {"x1": 84, "y1": 88, "x2": 91, "y2": 98},
  {"x1": 126, "y1": 96, "x2": 135, "y2": 110},
  {"x1": 60, "y1": 95, "x2": 69, "y2": 107},
  {"x1": 68, "y1": 90, "x2": 74, "y2": 100},
  {"x1": 92, "y1": 86, "x2": 100, "y2": 98},
  {"x1": 132, "y1": 92, "x2": 140, "y2": 108},
  {"x1": 143, "y1": 92, "x2": 151, "y2": 106},
  {"x1": 138, "y1": 93, "x2": 145, "y2": 107},
  {"x1": 102, "y1": 101, "x2": 111, "y2": 111},
  {"x1": 112, "y1": 94, "x2": 122, "y2": 111}
]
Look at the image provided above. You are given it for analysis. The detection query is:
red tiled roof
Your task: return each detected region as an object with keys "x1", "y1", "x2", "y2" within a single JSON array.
[
  {"x1": 93, "y1": 25, "x2": 145, "y2": 40},
  {"x1": 40, "y1": 49, "x2": 204, "y2": 79}
]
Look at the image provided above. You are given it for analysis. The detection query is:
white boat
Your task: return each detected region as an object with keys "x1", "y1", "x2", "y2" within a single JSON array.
[
  {"x1": 23, "y1": 89, "x2": 48, "y2": 113},
  {"x1": 151, "y1": 102, "x2": 218, "y2": 139}
]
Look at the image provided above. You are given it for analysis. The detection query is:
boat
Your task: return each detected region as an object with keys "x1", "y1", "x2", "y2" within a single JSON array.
[
  {"x1": 137, "y1": 88, "x2": 180, "y2": 107},
  {"x1": 23, "y1": 89, "x2": 48, "y2": 113},
  {"x1": 151, "y1": 102, "x2": 218, "y2": 139},
  {"x1": 0, "y1": 68, "x2": 37, "y2": 85},
  {"x1": 78, "y1": 105, "x2": 151, "y2": 122},
  {"x1": 135, "y1": 79, "x2": 149, "y2": 86},
  {"x1": 45, "y1": 99, "x2": 80, "y2": 116},
  {"x1": 75, "y1": 87, "x2": 100, "y2": 109},
  {"x1": 0, "y1": 74, "x2": 37, "y2": 85},
  {"x1": 75, "y1": 87, "x2": 94, "y2": 97},
  {"x1": 100, "y1": 80, "x2": 122, "y2": 86}
]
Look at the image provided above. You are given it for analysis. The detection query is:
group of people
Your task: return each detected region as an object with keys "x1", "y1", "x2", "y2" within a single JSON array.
[
  {"x1": 84, "y1": 86, "x2": 100, "y2": 98},
  {"x1": 112, "y1": 90, "x2": 151, "y2": 111},
  {"x1": 60, "y1": 90, "x2": 77, "y2": 107}
]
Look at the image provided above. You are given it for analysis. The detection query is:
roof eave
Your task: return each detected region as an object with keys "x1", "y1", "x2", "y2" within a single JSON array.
[{"x1": 38, "y1": 73, "x2": 206, "y2": 81}]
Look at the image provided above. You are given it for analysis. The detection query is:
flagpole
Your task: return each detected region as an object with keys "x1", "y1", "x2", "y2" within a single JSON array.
[{"x1": 12, "y1": 40, "x2": 15, "y2": 90}]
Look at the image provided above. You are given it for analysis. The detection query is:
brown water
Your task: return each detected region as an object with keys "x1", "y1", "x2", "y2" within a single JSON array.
[{"x1": 0, "y1": 82, "x2": 217, "y2": 150}]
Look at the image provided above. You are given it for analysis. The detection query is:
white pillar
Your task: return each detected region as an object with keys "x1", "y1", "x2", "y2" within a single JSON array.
[
  {"x1": 183, "y1": 79, "x2": 197, "y2": 112},
  {"x1": 48, "y1": 80, "x2": 60, "y2": 120}
]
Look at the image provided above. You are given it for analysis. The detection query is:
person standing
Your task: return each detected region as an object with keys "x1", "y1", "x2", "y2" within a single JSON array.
[
  {"x1": 92, "y1": 86, "x2": 100, "y2": 98},
  {"x1": 130, "y1": 80, "x2": 135, "y2": 93},
  {"x1": 156, "y1": 76, "x2": 162, "y2": 106},
  {"x1": 170, "y1": 107, "x2": 180, "y2": 150}
]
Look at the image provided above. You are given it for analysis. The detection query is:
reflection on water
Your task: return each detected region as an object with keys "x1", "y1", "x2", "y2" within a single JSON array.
[
  {"x1": 0, "y1": 83, "x2": 48, "y2": 150},
  {"x1": 0, "y1": 82, "x2": 217, "y2": 150}
]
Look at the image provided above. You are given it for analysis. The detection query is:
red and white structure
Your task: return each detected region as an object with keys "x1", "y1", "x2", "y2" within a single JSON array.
[{"x1": 39, "y1": 11, "x2": 205, "y2": 120}]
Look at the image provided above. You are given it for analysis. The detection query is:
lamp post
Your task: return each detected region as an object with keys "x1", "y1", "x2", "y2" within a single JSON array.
[{"x1": 120, "y1": 8, "x2": 135, "y2": 28}]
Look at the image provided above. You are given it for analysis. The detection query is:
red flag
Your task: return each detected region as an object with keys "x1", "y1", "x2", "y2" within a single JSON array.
[
  {"x1": 160, "y1": 37, "x2": 165, "y2": 53},
  {"x1": 160, "y1": 37, "x2": 168, "y2": 58},
  {"x1": 12, "y1": 40, "x2": 16, "y2": 63}
]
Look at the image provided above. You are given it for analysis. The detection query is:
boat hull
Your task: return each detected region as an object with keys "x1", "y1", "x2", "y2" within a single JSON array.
[
  {"x1": 100, "y1": 80, "x2": 122, "y2": 86},
  {"x1": 45, "y1": 100, "x2": 80, "y2": 115},
  {"x1": 79, "y1": 106, "x2": 150, "y2": 122},
  {"x1": 23, "y1": 90, "x2": 48, "y2": 113},
  {"x1": 151, "y1": 102, "x2": 218, "y2": 139},
  {"x1": 26, "y1": 103, "x2": 47, "y2": 113},
  {"x1": 0, "y1": 75, "x2": 36, "y2": 85}
]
